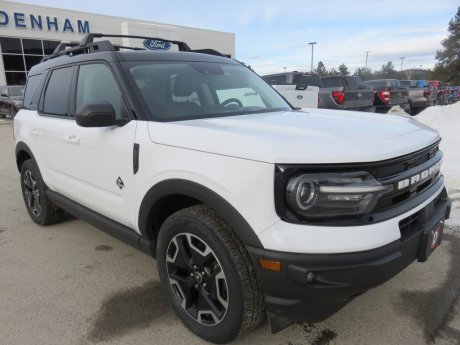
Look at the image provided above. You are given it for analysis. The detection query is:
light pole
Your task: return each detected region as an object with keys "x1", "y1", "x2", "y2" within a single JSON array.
[
  {"x1": 364, "y1": 51, "x2": 370, "y2": 69},
  {"x1": 283, "y1": 66, "x2": 287, "y2": 72},
  {"x1": 308, "y1": 42, "x2": 317, "y2": 72},
  {"x1": 400, "y1": 57, "x2": 406, "y2": 72}
]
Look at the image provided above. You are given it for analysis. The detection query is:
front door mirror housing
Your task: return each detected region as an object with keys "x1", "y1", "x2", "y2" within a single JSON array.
[{"x1": 75, "y1": 102, "x2": 118, "y2": 127}]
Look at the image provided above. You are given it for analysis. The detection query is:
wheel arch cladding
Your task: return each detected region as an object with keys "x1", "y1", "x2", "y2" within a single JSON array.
[
  {"x1": 138, "y1": 179, "x2": 264, "y2": 250},
  {"x1": 15, "y1": 142, "x2": 35, "y2": 172}
]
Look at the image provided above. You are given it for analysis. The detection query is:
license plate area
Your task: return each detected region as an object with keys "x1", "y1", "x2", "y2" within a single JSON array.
[{"x1": 418, "y1": 220, "x2": 444, "y2": 262}]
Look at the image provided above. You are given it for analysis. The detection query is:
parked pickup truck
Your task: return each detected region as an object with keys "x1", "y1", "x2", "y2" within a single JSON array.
[
  {"x1": 428, "y1": 80, "x2": 448, "y2": 105},
  {"x1": 400, "y1": 80, "x2": 432, "y2": 115},
  {"x1": 320, "y1": 76, "x2": 375, "y2": 112},
  {"x1": 261, "y1": 72, "x2": 320, "y2": 108},
  {"x1": 362, "y1": 79, "x2": 409, "y2": 113},
  {"x1": 417, "y1": 80, "x2": 437, "y2": 106}
]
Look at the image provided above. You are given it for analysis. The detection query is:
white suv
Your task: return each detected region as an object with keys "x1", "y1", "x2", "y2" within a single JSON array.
[{"x1": 14, "y1": 34, "x2": 451, "y2": 343}]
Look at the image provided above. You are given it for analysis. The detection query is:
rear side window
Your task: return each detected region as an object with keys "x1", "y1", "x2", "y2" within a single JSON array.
[
  {"x1": 322, "y1": 77, "x2": 343, "y2": 87},
  {"x1": 292, "y1": 74, "x2": 322, "y2": 87},
  {"x1": 23, "y1": 75, "x2": 40, "y2": 109},
  {"x1": 76, "y1": 64, "x2": 127, "y2": 119},
  {"x1": 264, "y1": 75, "x2": 287, "y2": 85},
  {"x1": 43, "y1": 67, "x2": 73, "y2": 116}
]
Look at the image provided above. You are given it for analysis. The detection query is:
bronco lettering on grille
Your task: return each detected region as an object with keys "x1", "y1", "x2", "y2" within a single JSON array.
[{"x1": 397, "y1": 161, "x2": 441, "y2": 190}]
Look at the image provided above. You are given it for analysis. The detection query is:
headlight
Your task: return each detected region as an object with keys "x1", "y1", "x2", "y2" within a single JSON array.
[{"x1": 285, "y1": 171, "x2": 391, "y2": 218}]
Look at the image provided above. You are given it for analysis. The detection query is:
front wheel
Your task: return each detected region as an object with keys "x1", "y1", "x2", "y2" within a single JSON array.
[{"x1": 157, "y1": 205, "x2": 264, "y2": 343}]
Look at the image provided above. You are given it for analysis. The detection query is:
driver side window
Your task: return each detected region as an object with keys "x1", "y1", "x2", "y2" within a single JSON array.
[{"x1": 76, "y1": 64, "x2": 128, "y2": 119}]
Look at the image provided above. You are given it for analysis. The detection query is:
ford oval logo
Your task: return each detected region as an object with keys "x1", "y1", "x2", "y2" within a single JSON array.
[{"x1": 143, "y1": 39, "x2": 171, "y2": 51}]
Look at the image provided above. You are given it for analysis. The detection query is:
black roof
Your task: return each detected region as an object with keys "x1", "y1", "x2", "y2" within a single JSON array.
[{"x1": 29, "y1": 33, "x2": 237, "y2": 76}]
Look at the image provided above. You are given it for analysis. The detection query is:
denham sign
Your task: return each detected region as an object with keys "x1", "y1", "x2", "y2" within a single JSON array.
[{"x1": 0, "y1": 10, "x2": 90, "y2": 33}]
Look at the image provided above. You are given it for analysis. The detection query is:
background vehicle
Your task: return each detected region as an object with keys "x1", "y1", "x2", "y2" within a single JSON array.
[
  {"x1": 428, "y1": 80, "x2": 448, "y2": 106},
  {"x1": 0, "y1": 85, "x2": 24, "y2": 119},
  {"x1": 320, "y1": 76, "x2": 375, "y2": 112},
  {"x1": 362, "y1": 79, "x2": 409, "y2": 113},
  {"x1": 261, "y1": 72, "x2": 320, "y2": 108},
  {"x1": 400, "y1": 80, "x2": 432, "y2": 115},
  {"x1": 417, "y1": 80, "x2": 438, "y2": 106}
]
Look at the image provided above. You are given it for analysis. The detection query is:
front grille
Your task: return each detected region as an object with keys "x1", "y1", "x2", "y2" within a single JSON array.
[
  {"x1": 369, "y1": 142, "x2": 439, "y2": 179},
  {"x1": 398, "y1": 190, "x2": 446, "y2": 240}
]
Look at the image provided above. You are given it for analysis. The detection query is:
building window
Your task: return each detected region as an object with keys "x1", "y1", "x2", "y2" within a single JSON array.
[{"x1": 0, "y1": 36, "x2": 60, "y2": 85}]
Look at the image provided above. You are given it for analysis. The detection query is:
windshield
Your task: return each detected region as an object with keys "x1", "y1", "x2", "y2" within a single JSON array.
[
  {"x1": 8, "y1": 86, "x2": 25, "y2": 97},
  {"x1": 124, "y1": 61, "x2": 291, "y2": 121}
]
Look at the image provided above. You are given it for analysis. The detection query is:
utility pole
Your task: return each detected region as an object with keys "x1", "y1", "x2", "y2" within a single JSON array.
[
  {"x1": 419, "y1": 64, "x2": 423, "y2": 70},
  {"x1": 400, "y1": 57, "x2": 406, "y2": 72},
  {"x1": 283, "y1": 67, "x2": 287, "y2": 72},
  {"x1": 364, "y1": 51, "x2": 370, "y2": 69},
  {"x1": 308, "y1": 42, "x2": 317, "y2": 72}
]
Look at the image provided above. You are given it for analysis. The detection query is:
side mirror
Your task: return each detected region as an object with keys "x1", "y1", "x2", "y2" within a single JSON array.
[{"x1": 75, "y1": 102, "x2": 117, "y2": 127}]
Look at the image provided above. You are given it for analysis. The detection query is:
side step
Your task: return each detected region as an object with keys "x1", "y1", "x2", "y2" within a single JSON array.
[{"x1": 46, "y1": 190, "x2": 154, "y2": 256}]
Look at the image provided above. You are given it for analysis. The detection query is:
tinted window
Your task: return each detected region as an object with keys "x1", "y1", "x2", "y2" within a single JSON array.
[
  {"x1": 292, "y1": 74, "x2": 322, "y2": 87},
  {"x1": 43, "y1": 41, "x2": 60, "y2": 55},
  {"x1": 0, "y1": 37, "x2": 22, "y2": 54},
  {"x1": 22, "y1": 39, "x2": 43, "y2": 55},
  {"x1": 2, "y1": 55, "x2": 25, "y2": 71},
  {"x1": 76, "y1": 64, "x2": 127, "y2": 119},
  {"x1": 263, "y1": 75, "x2": 287, "y2": 85},
  {"x1": 23, "y1": 75, "x2": 40, "y2": 108},
  {"x1": 322, "y1": 77, "x2": 343, "y2": 87},
  {"x1": 43, "y1": 67, "x2": 73, "y2": 116},
  {"x1": 5, "y1": 72, "x2": 26, "y2": 85},
  {"x1": 126, "y1": 61, "x2": 290, "y2": 121}
]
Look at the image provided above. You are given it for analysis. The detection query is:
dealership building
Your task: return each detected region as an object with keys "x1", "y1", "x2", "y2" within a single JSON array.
[{"x1": 0, "y1": 1, "x2": 235, "y2": 86}]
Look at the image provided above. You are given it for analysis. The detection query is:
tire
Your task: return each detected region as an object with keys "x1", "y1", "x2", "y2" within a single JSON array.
[
  {"x1": 20, "y1": 159, "x2": 62, "y2": 226},
  {"x1": 9, "y1": 105, "x2": 16, "y2": 118},
  {"x1": 157, "y1": 205, "x2": 265, "y2": 343}
]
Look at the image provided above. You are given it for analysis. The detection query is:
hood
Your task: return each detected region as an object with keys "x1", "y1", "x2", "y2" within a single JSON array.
[{"x1": 148, "y1": 109, "x2": 440, "y2": 164}]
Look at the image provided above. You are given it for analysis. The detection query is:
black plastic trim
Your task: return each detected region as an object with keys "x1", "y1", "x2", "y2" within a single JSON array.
[
  {"x1": 133, "y1": 143, "x2": 140, "y2": 174},
  {"x1": 15, "y1": 142, "x2": 36, "y2": 172},
  {"x1": 138, "y1": 179, "x2": 263, "y2": 249},
  {"x1": 46, "y1": 190, "x2": 153, "y2": 256},
  {"x1": 247, "y1": 188, "x2": 451, "y2": 327}
]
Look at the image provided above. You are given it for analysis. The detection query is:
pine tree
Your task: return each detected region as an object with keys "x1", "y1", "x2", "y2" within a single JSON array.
[
  {"x1": 338, "y1": 63, "x2": 350, "y2": 76},
  {"x1": 314, "y1": 61, "x2": 327, "y2": 76},
  {"x1": 432, "y1": 7, "x2": 460, "y2": 84}
]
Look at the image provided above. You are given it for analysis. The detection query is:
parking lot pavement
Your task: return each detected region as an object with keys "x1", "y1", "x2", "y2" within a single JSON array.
[{"x1": 1, "y1": 122, "x2": 459, "y2": 345}]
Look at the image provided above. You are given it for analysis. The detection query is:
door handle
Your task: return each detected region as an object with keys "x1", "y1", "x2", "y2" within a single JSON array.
[
  {"x1": 29, "y1": 128, "x2": 41, "y2": 136},
  {"x1": 64, "y1": 134, "x2": 80, "y2": 145}
]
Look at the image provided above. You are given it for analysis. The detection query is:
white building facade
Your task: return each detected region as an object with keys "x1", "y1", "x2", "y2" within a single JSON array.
[{"x1": 0, "y1": 1, "x2": 235, "y2": 85}]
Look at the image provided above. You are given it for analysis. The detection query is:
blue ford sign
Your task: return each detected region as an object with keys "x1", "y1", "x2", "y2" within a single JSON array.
[{"x1": 143, "y1": 39, "x2": 171, "y2": 51}]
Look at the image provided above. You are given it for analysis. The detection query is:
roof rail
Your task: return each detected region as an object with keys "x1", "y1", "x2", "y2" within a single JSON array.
[
  {"x1": 41, "y1": 32, "x2": 229, "y2": 62},
  {"x1": 80, "y1": 33, "x2": 192, "y2": 52}
]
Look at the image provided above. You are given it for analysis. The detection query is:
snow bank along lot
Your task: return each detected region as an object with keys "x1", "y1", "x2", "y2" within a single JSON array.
[{"x1": 413, "y1": 102, "x2": 460, "y2": 227}]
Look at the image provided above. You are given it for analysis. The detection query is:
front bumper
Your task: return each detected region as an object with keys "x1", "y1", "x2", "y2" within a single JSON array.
[{"x1": 247, "y1": 188, "x2": 451, "y2": 332}]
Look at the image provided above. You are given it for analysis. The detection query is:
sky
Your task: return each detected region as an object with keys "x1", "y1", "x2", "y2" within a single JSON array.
[{"x1": 10, "y1": 0, "x2": 459, "y2": 75}]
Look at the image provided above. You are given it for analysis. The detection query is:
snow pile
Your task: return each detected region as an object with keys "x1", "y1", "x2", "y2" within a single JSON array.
[{"x1": 415, "y1": 102, "x2": 460, "y2": 227}]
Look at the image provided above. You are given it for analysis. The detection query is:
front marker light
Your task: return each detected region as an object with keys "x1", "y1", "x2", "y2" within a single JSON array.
[{"x1": 285, "y1": 172, "x2": 391, "y2": 218}]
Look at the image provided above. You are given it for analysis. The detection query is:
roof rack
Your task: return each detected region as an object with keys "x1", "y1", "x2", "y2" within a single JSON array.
[{"x1": 41, "y1": 33, "x2": 229, "y2": 62}]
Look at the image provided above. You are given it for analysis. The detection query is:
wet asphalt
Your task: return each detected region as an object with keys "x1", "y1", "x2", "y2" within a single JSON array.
[{"x1": 0, "y1": 121, "x2": 459, "y2": 345}]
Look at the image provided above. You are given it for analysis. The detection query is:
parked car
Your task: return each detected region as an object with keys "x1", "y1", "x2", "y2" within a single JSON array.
[
  {"x1": 417, "y1": 80, "x2": 437, "y2": 106},
  {"x1": 0, "y1": 85, "x2": 25, "y2": 119},
  {"x1": 261, "y1": 72, "x2": 321, "y2": 108},
  {"x1": 14, "y1": 33, "x2": 451, "y2": 343},
  {"x1": 400, "y1": 80, "x2": 432, "y2": 115},
  {"x1": 320, "y1": 76, "x2": 375, "y2": 112},
  {"x1": 362, "y1": 79, "x2": 409, "y2": 113},
  {"x1": 428, "y1": 80, "x2": 448, "y2": 105}
]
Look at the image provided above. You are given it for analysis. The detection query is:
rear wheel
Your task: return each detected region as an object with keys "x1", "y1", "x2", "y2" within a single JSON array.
[
  {"x1": 20, "y1": 159, "x2": 62, "y2": 225},
  {"x1": 157, "y1": 205, "x2": 264, "y2": 343},
  {"x1": 9, "y1": 105, "x2": 16, "y2": 118}
]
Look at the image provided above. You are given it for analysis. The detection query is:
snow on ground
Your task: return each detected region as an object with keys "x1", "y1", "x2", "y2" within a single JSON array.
[{"x1": 410, "y1": 102, "x2": 460, "y2": 227}]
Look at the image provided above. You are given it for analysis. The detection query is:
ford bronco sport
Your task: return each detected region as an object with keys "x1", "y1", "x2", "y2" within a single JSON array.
[{"x1": 14, "y1": 33, "x2": 451, "y2": 343}]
